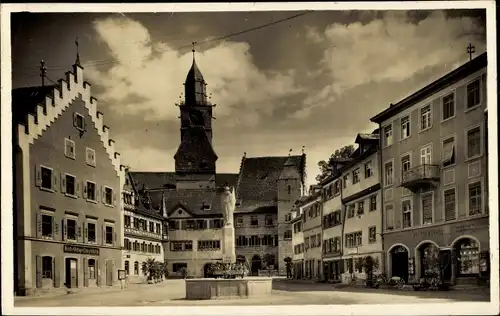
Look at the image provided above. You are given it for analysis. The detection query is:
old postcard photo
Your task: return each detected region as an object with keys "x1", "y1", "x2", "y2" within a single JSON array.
[{"x1": 1, "y1": 1, "x2": 498, "y2": 315}]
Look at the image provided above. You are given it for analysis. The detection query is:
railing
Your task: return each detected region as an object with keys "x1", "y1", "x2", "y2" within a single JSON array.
[
  {"x1": 402, "y1": 164, "x2": 440, "y2": 184},
  {"x1": 124, "y1": 227, "x2": 163, "y2": 240}
]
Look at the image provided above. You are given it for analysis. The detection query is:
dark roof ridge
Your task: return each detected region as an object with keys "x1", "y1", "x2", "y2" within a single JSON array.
[{"x1": 371, "y1": 52, "x2": 487, "y2": 123}]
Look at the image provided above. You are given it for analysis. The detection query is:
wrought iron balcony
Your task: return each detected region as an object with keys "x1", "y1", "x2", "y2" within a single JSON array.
[{"x1": 401, "y1": 164, "x2": 440, "y2": 191}]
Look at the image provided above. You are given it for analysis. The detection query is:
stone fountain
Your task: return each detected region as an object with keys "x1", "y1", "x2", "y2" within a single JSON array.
[{"x1": 184, "y1": 186, "x2": 273, "y2": 300}]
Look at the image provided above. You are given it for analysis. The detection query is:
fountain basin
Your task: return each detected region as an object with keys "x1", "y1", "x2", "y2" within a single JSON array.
[{"x1": 185, "y1": 277, "x2": 272, "y2": 300}]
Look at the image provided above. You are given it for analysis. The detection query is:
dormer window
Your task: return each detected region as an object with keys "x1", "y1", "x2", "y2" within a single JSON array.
[{"x1": 201, "y1": 203, "x2": 211, "y2": 211}]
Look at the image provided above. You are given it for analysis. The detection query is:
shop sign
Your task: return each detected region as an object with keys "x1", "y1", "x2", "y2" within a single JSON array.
[
  {"x1": 346, "y1": 248, "x2": 358, "y2": 255},
  {"x1": 63, "y1": 245, "x2": 100, "y2": 256},
  {"x1": 455, "y1": 223, "x2": 476, "y2": 234},
  {"x1": 412, "y1": 228, "x2": 443, "y2": 239}
]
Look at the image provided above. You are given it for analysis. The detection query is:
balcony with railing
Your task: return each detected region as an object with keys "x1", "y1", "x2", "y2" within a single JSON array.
[{"x1": 401, "y1": 164, "x2": 440, "y2": 191}]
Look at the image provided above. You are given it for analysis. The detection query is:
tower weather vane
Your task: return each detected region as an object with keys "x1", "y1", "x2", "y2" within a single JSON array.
[
  {"x1": 467, "y1": 43, "x2": 475, "y2": 61},
  {"x1": 75, "y1": 37, "x2": 81, "y2": 65},
  {"x1": 192, "y1": 41, "x2": 197, "y2": 59},
  {"x1": 39, "y1": 60, "x2": 47, "y2": 87}
]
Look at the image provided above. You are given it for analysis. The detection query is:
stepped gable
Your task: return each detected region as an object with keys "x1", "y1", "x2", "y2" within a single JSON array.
[
  {"x1": 12, "y1": 63, "x2": 125, "y2": 183},
  {"x1": 129, "y1": 172, "x2": 238, "y2": 190},
  {"x1": 235, "y1": 154, "x2": 305, "y2": 213},
  {"x1": 148, "y1": 188, "x2": 225, "y2": 217}
]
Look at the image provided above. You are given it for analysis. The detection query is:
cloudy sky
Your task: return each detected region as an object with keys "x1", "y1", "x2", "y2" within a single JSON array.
[{"x1": 11, "y1": 9, "x2": 486, "y2": 186}]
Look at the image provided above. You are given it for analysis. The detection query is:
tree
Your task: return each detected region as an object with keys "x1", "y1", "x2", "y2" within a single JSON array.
[
  {"x1": 141, "y1": 258, "x2": 157, "y2": 283},
  {"x1": 316, "y1": 145, "x2": 355, "y2": 182}
]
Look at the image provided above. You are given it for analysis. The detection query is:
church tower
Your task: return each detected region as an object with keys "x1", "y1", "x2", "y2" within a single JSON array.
[
  {"x1": 174, "y1": 47, "x2": 218, "y2": 189},
  {"x1": 277, "y1": 154, "x2": 304, "y2": 274}
]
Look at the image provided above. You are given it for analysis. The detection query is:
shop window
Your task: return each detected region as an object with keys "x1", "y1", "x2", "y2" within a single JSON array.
[
  {"x1": 42, "y1": 256, "x2": 53, "y2": 279},
  {"x1": 88, "y1": 259, "x2": 96, "y2": 279},
  {"x1": 172, "y1": 263, "x2": 187, "y2": 273}
]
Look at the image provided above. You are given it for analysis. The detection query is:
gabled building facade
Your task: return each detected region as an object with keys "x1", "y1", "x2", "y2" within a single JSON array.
[
  {"x1": 371, "y1": 52, "x2": 489, "y2": 285},
  {"x1": 122, "y1": 172, "x2": 166, "y2": 283},
  {"x1": 13, "y1": 60, "x2": 126, "y2": 295},
  {"x1": 321, "y1": 174, "x2": 344, "y2": 282},
  {"x1": 339, "y1": 131, "x2": 382, "y2": 282},
  {"x1": 234, "y1": 154, "x2": 306, "y2": 275}
]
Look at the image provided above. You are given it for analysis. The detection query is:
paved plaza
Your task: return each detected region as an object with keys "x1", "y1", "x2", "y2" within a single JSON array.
[{"x1": 14, "y1": 278, "x2": 490, "y2": 307}]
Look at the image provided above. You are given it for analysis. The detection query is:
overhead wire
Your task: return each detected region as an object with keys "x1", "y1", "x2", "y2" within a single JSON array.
[{"x1": 15, "y1": 10, "x2": 313, "y2": 77}]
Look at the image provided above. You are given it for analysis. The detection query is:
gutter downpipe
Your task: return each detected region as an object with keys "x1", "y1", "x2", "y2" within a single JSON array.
[
  {"x1": 340, "y1": 170, "x2": 347, "y2": 278},
  {"x1": 378, "y1": 123, "x2": 386, "y2": 276}
]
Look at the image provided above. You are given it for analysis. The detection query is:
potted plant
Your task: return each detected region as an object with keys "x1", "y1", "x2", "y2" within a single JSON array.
[{"x1": 179, "y1": 267, "x2": 188, "y2": 279}]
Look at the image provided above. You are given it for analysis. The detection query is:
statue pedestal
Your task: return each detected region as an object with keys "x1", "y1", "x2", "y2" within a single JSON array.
[{"x1": 222, "y1": 225, "x2": 236, "y2": 264}]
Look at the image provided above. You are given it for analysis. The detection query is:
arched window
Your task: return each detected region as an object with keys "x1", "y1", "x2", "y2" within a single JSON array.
[
  {"x1": 134, "y1": 261, "x2": 139, "y2": 275},
  {"x1": 134, "y1": 241, "x2": 139, "y2": 251},
  {"x1": 456, "y1": 239, "x2": 479, "y2": 276},
  {"x1": 124, "y1": 261, "x2": 129, "y2": 275},
  {"x1": 124, "y1": 238, "x2": 130, "y2": 250}
]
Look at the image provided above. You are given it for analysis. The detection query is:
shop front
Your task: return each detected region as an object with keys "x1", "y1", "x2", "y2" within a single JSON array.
[
  {"x1": 383, "y1": 217, "x2": 490, "y2": 285},
  {"x1": 292, "y1": 259, "x2": 304, "y2": 279},
  {"x1": 323, "y1": 252, "x2": 343, "y2": 282},
  {"x1": 28, "y1": 240, "x2": 121, "y2": 294}
]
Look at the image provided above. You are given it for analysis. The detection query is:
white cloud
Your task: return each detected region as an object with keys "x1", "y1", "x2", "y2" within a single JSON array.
[
  {"x1": 86, "y1": 16, "x2": 301, "y2": 126},
  {"x1": 297, "y1": 11, "x2": 486, "y2": 118},
  {"x1": 117, "y1": 140, "x2": 174, "y2": 171}
]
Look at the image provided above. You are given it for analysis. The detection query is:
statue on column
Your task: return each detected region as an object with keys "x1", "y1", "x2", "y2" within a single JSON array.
[{"x1": 221, "y1": 185, "x2": 236, "y2": 226}]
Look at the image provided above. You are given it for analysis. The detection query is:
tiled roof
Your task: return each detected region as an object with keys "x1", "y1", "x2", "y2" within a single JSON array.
[
  {"x1": 149, "y1": 188, "x2": 225, "y2": 217},
  {"x1": 235, "y1": 154, "x2": 306, "y2": 213},
  {"x1": 371, "y1": 52, "x2": 487, "y2": 123},
  {"x1": 129, "y1": 171, "x2": 238, "y2": 190},
  {"x1": 12, "y1": 85, "x2": 56, "y2": 126},
  {"x1": 356, "y1": 133, "x2": 379, "y2": 141}
]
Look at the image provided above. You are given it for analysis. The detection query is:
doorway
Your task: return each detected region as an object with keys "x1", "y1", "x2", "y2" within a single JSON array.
[
  {"x1": 106, "y1": 260, "x2": 114, "y2": 286},
  {"x1": 390, "y1": 246, "x2": 408, "y2": 282},
  {"x1": 65, "y1": 258, "x2": 78, "y2": 288},
  {"x1": 251, "y1": 255, "x2": 261, "y2": 276},
  {"x1": 440, "y1": 250, "x2": 452, "y2": 281}
]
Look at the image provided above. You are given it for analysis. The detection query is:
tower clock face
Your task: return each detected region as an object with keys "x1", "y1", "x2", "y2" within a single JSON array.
[{"x1": 189, "y1": 109, "x2": 204, "y2": 126}]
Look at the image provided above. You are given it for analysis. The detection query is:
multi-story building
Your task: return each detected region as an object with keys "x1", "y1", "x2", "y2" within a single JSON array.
[
  {"x1": 121, "y1": 172, "x2": 165, "y2": 283},
  {"x1": 13, "y1": 59, "x2": 125, "y2": 295},
  {"x1": 291, "y1": 199, "x2": 306, "y2": 279},
  {"x1": 320, "y1": 173, "x2": 344, "y2": 282},
  {"x1": 370, "y1": 52, "x2": 489, "y2": 285},
  {"x1": 302, "y1": 196, "x2": 323, "y2": 279},
  {"x1": 234, "y1": 154, "x2": 305, "y2": 275},
  {"x1": 339, "y1": 131, "x2": 382, "y2": 282}
]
